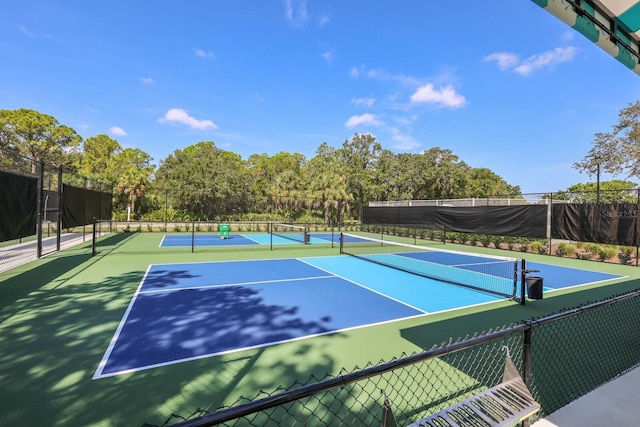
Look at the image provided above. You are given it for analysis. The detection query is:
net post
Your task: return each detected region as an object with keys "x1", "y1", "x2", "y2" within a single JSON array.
[
  {"x1": 520, "y1": 259, "x2": 527, "y2": 306},
  {"x1": 339, "y1": 232, "x2": 344, "y2": 254},
  {"x1": 269, "y1": 222, "x2": 273, "y2": 250},
  {"x1": 442, "y1": 224, "x2": 446, "y2": 245},
  {"x1": 191, "y1": 220, "x2": 195, "y2": 253}
]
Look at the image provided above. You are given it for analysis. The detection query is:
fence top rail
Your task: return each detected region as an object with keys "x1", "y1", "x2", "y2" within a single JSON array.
[
  {"x1": 170, "y1": 324, "x2": 530, "y2": 427},
  {"x1": 168, "y1": 285, "x2": 640, "y2": 427}
]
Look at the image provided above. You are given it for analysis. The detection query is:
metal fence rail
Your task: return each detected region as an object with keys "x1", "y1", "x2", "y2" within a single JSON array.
[{"x1": 142, "y1": 289, "x2": 640, "y2": 427}]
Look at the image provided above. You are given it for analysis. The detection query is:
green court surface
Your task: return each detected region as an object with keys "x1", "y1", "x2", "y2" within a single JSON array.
[{"x1": 1, "y1": 232, "x2": 639, "y2": 426}]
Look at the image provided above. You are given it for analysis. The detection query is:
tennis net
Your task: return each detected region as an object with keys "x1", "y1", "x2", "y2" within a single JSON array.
[
  {"x1": 339, "y1": 233, "x2": 519, "y2": 300},
  {"x1": 270, "y1": 223, "x2": 310, "y2": 244}
]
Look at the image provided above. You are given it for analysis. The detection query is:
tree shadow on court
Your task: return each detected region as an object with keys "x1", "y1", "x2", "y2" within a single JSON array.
[
  {"x1": 0, "y1": 251, "x2": 94, "y2": 322},
  {"x1": 0, "y1": 258, "x2": 348, "y2": 427},
  {"x1": 101, "y1": 276, "x2": 335, "y2": 376}
]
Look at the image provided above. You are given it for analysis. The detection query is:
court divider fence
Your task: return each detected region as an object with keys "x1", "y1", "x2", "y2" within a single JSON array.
[
  {"x1": 0, "y1": 147, "x2": 113, "y2": 273},
  {"x1": 90, "y1": 220, "x2": 355, "y2": 255},
  {"x1": 142, "y1": 288, "x2": 640, "y2": 427}
]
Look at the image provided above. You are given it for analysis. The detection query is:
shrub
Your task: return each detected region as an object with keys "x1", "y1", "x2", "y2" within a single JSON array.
[
  {"x1": 174, "y1": 225, "x2": 182, "y2": 232},
  {"x1": 517, "y1": 238, "x2": 530, "y2": 253},
  {"x1": 582, "y1": 243, "x2": 600, "y2": 255},
  {"x1": 577, "y1": 252, "x2": 592, "y2": 261},
  {"x1": 618, "y1": 247, "x2": 634, "y2": 265},
  {"x1": 145, "y1": 223, "x2": 153, "y2": 232},
  {"x1": 480, "y1": 235, "x2": 492, "y2": 248},
  {"x1": 530, "y1": 241, "x2": 547, "y2": 255},
  {"x1": 555, "y1": 242, "x2": 577, "y2": 258},
  {"x1": 492, "y1": 236, "x2": 503, "y2": 249},
  {"x1": 596, "y1": 245, "x2": 617, "y2": 262}
]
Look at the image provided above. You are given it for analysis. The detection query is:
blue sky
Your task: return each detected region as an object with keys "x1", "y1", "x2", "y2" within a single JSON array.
[{"x1": 2, "y1": 0, "x2": 640, "y2": 194}]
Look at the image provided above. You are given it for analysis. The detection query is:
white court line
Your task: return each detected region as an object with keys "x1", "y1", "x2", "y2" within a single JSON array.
[
  {"x1": 296, "y1": 257, "x2": 428, "y2": 315},
  {"x1": 139, "y1": 274, "x2": 336, "y2": 294},
  {"x1": 92, "y1": 264, "x2": 153, "y2": 380}
]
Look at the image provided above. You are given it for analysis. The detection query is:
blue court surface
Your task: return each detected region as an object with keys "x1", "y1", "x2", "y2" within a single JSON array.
[
  {"x1": 93, "y1": 255, "x2": 622, "y2": 379},
  {"x1": 159, "y1": 232, "x2": 341, "y2": 247}
]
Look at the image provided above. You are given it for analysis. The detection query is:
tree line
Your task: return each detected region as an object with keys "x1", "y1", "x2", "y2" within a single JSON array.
[{"x1": 6, "y1": 105, "x2": 640, "y2": 224}]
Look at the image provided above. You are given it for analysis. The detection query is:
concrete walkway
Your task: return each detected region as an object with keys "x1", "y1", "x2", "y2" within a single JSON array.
[
  {"x1": 533, "y1": 366, "x2": 640, "y2": 426},
  {"x1": 0, "y1": 233, "x2": 89, "y2": 273}
]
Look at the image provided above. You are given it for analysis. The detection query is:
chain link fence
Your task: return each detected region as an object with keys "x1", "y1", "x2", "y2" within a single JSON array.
[
  {"x1": 140, "y1": 289, "x2": 640, "y2": 427},
  {"x1": 0, "y1": 147, "x2": 109, "y2": 272}
]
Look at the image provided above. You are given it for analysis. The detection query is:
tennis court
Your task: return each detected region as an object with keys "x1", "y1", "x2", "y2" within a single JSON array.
[
  {"x1": 158, "y1": 229, "x2": 341, "y2": 247},
  {"x1": 93, "y1": 235, "x2": 623, "y2": 380},
  {"x1": 0, "y1": 231, "x2": 634, "y2": 426}
]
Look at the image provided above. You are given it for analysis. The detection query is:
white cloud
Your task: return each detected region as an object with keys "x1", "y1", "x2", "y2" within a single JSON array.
[
  {"x1": 194, "y1": 48, "x2": 216, "y2": 59},
  {"x1": 484, "y1": 52, "x2": 520, "y2": 71},
  {"x1": 158, "y1": 108, "x2": 218, "y2": 130},
  {"x1": 410, "y1": 84, "x2": 467, "y2": 109},
  {"x1": 390, "y1": 133, "x2": 420, "y2": 150},
  {"x1": 351, "y1": 97, "x2": 376, "y2": 108},
  {"x1": 17, "y1": 25, "x2": 51, "y2": 40},
  {"x1": 321, "y1": 51, "x2": 333, "y2": 63},
  {"x1": 285, "y1": 0, "x2": 308, "y2": 27},
  {"x1": 345, "y1": 113, "x2": 383, "y2": 128},
  {"x1": 110, "y1": 126, "x2": 127, "y2": 136},
  {"x1": 319, "y1": 14, "x2": 330, "y2": 26},
  {"x1": 349, "y1": 66, "x2": 419, "y2": 86},
  {"x1": 486, "y1": 47, "x2": 577, "y2": 76},
  {"x1": 140, "y1": 77, "x2": 154, "y2": 85},
  {"x1": 514, "y1": 47, "x2": 576, "y2": 76}
]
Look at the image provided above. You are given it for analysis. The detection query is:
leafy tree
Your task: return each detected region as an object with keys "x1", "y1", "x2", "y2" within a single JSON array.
[
  {"x1": 418, "y1": 147, "x2": 470, "y2": 198},
  {"x1": 380, "y1": 153, "x2": 429, "y2": 201},
  {"x1": 554, "y1": 180, "x2": 638, "y2": 203},
  {"x1": 113, "y1": 148, "x2": 154, "y2": 219},
  {"x1": 303, "y1": 143, "x2": 352, "y2": 223},
  {"x1": 0, "y1": 108, "x2": 81, "y2": 173},
  {"x1": 155, "y1": 141, "x2": 249, "y2": 219},
  {"x1": 246, "y1": 151, "x2": 306, "y2": 214},
  {"x1": 465, "y1": 167, "x2": 521, "y2": 198},
  {"x1": 337, "y1": 133, "x2": 386, "y2": 218},
  {"x1": 76, "y1": 134, "x2": 123, "y2": 185},
  {"x1": 575, "y1": 101, "x2": 640, "y2": 181}
]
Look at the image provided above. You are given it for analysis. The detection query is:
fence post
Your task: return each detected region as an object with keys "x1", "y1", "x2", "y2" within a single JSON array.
[
  {"x1": 633, "y1": 189, "x2": 640, "y2": 267},
  {"x1": 57, "y1": 165, "x2": 62, "y2": 251},
  {"x1": 523, "y1": 325, "x2": 533, "y2": 427},
  {"x1": 520, "y1": 259, "x2": 527, "y2": 306},
  {"x1": 36, "y1": 159, "x2": 44, "y2": 258},
  {"x1": 92, "y1": 217, "x2": 97, "y2": 257}
]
